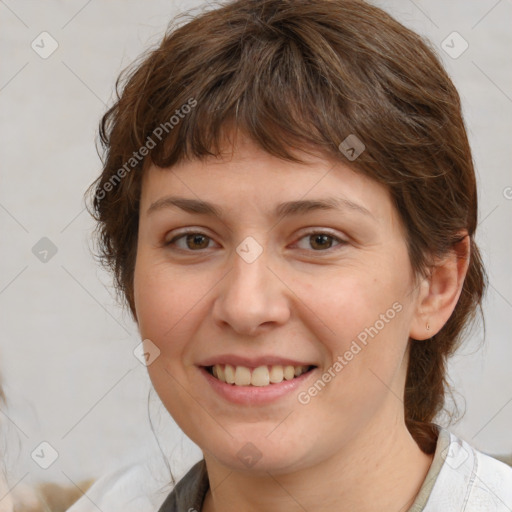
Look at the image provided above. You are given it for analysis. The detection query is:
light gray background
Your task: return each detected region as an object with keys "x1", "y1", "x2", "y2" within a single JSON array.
[{"x1": 0, "y1": 0, "x2": 511, "y2": 490}]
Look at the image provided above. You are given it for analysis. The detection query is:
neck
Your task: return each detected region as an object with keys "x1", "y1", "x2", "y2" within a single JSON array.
[{"x1": 202, "y1": 419, "x2": 434, "y2": 512}]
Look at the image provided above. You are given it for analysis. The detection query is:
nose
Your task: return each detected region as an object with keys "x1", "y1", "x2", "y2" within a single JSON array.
[{"x1": 211, "y1": 244, "x2": 291, "y2": 337}]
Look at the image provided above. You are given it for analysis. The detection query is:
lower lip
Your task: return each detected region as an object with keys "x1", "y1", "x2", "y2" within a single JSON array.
[{"x1": 199, "y1": 366, "x2": 316, "y2": 405}]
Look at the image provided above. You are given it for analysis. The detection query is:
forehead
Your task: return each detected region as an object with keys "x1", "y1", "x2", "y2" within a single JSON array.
[{"x1": 139, "y1": 134, "x2": 396, "y2": 226}]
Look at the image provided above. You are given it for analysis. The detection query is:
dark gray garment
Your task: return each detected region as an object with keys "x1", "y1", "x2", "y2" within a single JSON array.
[{"x1": 157, "y1": 459, "x2": 209, "y2": 512}]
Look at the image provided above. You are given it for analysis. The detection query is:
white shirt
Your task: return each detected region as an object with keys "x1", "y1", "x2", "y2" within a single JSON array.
[{"x1": 66, "y1": 429, "x2": 512, "y2": 512}]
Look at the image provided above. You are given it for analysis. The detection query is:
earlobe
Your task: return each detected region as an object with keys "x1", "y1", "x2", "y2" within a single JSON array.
[{"x1": 409, "y1": 233, "x2": 470, "y2": 341}]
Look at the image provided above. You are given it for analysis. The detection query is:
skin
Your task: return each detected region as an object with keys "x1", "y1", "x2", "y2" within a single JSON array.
[{"x1": 133, "y1": 132, "x2": 470, "y2": 512}]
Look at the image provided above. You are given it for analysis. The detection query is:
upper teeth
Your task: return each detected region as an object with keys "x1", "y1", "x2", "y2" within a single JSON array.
[{"x1": 211, "y1": 364, "x2": 310, "y2": 386}]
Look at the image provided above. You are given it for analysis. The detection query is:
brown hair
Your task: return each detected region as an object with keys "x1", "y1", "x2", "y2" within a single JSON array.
[{"x1": 87, "y1": 0, "x2": 486, "y2": 453}]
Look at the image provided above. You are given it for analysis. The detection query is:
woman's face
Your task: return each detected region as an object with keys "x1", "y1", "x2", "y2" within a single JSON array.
[{"x1": 134, "y1": 134, "x2": 423, "y2": 474}]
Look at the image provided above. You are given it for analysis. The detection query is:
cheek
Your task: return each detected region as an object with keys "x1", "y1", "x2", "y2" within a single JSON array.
[
  {"x1": 134, "y1": 256, "x2": 184, "y2": 346},
  {"x1": 302, "y1": 266, "x2": 405, "y2": 338},
  {"x1": 133, "y1": 255, "x2": 217, "y2": 357},
  {"x1": 299, "y1": 261, "x2": 412, "y2": 386}
]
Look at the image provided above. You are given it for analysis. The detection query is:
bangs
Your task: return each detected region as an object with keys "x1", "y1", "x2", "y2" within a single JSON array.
[
  {"x1": 106, "y1": 1, "x2": 398, "y2": 174},
  {"x1": 145, "y1": 37, "x2": 353, "y2": 169}
]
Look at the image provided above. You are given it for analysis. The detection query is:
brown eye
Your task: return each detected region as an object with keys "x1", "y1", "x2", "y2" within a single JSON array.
[
  {"x1": 166, "y1": 232, "x2": 214, "y2": 251},
  {"x1": 294, "y1": 231, "x2": 346, "y2": 252},
  {"x1": 310, "y1": 234, "x2": 334, "y2": 250},
  {"x1": 185, "y1": 233, "x2": 211, "y2": 250}
]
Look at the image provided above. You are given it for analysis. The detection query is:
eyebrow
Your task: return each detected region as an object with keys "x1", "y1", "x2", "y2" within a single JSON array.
[{"x1": 146, "y1": 195, "x2": 374, "y2": 219}]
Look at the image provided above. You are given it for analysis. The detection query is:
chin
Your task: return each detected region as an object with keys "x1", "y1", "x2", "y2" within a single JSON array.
[{"x1": 203, "y1": 432, "x2": 311, "y2": 475}]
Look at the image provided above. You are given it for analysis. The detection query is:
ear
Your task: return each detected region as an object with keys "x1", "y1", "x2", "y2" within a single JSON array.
[{"x1": 409, "y1": 232, "x2": 470, "y2": 341}]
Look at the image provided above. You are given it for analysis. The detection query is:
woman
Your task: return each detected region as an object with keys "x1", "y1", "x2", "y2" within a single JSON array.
[{"x1": 70, "y1": 0, "x2": 512, "y2": 510}]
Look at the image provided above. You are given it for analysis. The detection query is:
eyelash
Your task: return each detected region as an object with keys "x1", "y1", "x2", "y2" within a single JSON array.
[{"x1": 164, "y1": 229, "x2": 347, "y2": 253}]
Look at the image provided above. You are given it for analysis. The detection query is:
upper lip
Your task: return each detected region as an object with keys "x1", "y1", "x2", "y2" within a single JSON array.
[{"x1": 198, "y1": 354, "x2": 316, "y2": 369}]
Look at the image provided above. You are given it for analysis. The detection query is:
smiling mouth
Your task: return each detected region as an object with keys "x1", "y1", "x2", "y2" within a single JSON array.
[{"x1": 204, "y1": 364, "x2": 316, "y2": 387}]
